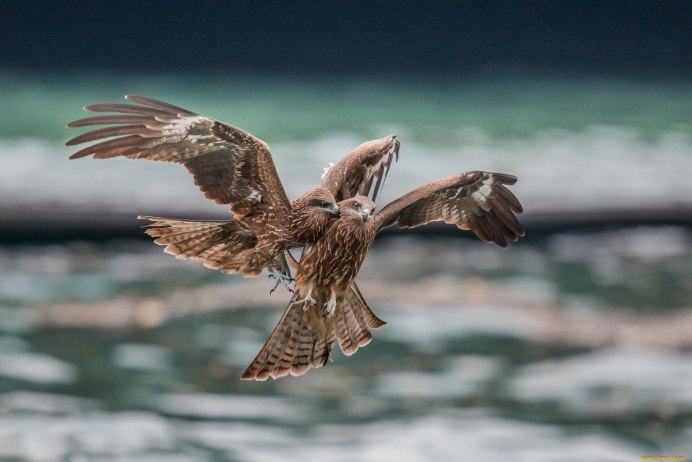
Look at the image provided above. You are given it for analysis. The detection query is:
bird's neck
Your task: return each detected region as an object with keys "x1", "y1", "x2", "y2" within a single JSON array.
[{"x1": 287, "y1": 206, "x2": 330, "y2": 245}]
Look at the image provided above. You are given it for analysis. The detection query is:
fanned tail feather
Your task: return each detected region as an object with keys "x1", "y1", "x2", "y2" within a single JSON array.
[
  {"x1": 138, "y1": 216, "x2": 258, "y2": 274},
  {"x1": 346, "y1": 282, "x2": 387, "y2": 330},
  {"x1": 241, "y1": 284, "x2": 385, "y2": 381},
  {"x1": 240, "y1": 294, "x2": 331, "y2": 381},
  {"x1": 335, "y1": 283, "x2": 386, "y2": 356}
]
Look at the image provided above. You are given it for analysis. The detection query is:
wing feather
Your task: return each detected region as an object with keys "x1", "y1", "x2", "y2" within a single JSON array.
[
  {"x1": 66, "y1": 95, "x2": 292, "y2": 222},
  {"x1": 375, "y1": 171, "x2": 525, "y2": 247},
  {"x1": 67, "y1": 115, "x2": 155, "y2": 127},
  {"x1": 82, "y1": 103, "x2": 170, "y2": 117},
  {"x1": 494, "y1": 184, "x2": 524, "y2": 213},
  {"x1": 65, "y1": 125, "x2": 158, "y2": 145},
  {"x1": 321, "y1": 135, "x2": 400, "y2": 202}
]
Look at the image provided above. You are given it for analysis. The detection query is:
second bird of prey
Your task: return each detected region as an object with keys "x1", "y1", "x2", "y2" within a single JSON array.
[{"x1": 66, "y1": 95, "x2": 524, "y2": 381}]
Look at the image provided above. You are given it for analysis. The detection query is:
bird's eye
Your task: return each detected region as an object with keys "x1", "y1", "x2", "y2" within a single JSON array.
[{"x1": 321, "y1": 201, "x2": 330, "y2": 207}]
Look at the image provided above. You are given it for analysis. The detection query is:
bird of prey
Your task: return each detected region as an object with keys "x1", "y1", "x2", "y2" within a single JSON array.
[
  {"x1": 65, "y1": 95, "x2": 397, "y2": 288},
  {"x1": 241, "y1": 172, "x2": 524, "y2": 380}
]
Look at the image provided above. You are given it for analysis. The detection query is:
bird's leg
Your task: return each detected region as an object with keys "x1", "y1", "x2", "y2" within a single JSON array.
[
  {"x1": 279, "y1": 252, "x2": 293, "y2": 281},
  {"x1": 269, "y1": 270, "x2": 294, "y2": 294},
  {"x1": 294, "y1": 287, "x2": 317, "y2": 310},
  {"x1": 268, "y1": 256, "x2": 294, "y2": 295},
  {"x1": 269, "y1": 272, "x2": 292, "y2": 295},
  {"x1": 323, "y1": 290, "x2": 337, "y2": 318}
]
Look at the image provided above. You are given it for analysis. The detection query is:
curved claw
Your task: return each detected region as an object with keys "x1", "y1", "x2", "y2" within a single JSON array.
[
  {"x1": 294, "y1": 288, "x2": 317, "y2": 309},
  {"x1": 268, "y1": 266, "x2": 295, "y2": 295}
]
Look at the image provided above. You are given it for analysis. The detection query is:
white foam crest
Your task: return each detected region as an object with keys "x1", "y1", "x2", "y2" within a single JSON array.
[
  {"x1": 507, "y1": 347, "x2": 692, "y2": 414},
  {"x1": 0, "y1": 410, "x2": 646, "y2": 461}
]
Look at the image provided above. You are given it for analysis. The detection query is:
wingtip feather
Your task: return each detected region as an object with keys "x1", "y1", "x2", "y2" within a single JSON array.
[{"x1": 68, "y1": 151, "x2": 91, "y2": 160}]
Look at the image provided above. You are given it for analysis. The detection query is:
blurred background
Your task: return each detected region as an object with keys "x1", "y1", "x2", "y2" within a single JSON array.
[{"x1": 1, "y1": 1, "x2": 692, "y2": 460}]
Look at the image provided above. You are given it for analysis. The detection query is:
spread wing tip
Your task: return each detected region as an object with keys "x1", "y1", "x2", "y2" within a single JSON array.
[
  {"x1": 493, "y1": 172, "x2": 518, "y2": 185},
  {"x1": 378, "y1": 170, "x2": 525, "y2": 246},
  {"x1": 391, "y1": 135, "x2": 400, "y2": 162},
  {"x1": 136, "y1": 215, "x2": 165, "y2": 226},
  {"x1": 68, "y1": 150, "x2": 90, "y2": 160}
]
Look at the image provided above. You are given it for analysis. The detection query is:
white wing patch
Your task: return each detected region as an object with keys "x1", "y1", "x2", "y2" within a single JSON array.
[
  {"x1": 471, "y1": 183, "x2": 493, "y2": 211},
  {"x1": 248, "y1": 189, "x2": 262, "y2": 203},
  {"x1": 162, "y1": 115, "x2": 207, "y2": 136},
  {"x1": 321, "y1": 162, "x2": 335, "y2": 180},
  {"x1": 478, "y1": 184, "x2": 492, "y2": 197},
  {"x1": 186, "y1": 134, "x2": 207, "y2": 144},
  {"x1": 442, "y1": 203, "x2": 451, "y2": 217},
  {"x1": 367, "y1": 159, "x2": 383, "y2": 178}
]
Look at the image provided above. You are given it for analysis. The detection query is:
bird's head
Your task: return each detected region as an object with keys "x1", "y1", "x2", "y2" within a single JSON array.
[
  {"x1": 297, "y1": 188, "x2": 340, "y2": 217},
  {"x1": 338, "y1": 196, "x2": 376, "y2": 224}
]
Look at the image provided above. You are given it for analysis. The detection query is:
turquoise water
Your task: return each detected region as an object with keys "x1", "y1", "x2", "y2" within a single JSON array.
[
  {"x1": 2, "y1": 69, "x2": 691, "y2": 142},
  {"x1": 1, "y1": 69, "x2": 692, "y2": 214}
]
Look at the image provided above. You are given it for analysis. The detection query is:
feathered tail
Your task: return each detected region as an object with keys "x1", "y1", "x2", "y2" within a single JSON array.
[
  {"x1": 240, "y1": 283, "x2": 386, "y2": 381},
  {"x1": 138, "y1": 216, "x2": 259, "y2": 274}
]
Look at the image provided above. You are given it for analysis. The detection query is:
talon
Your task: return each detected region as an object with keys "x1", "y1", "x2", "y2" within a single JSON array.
[
  {"x1": 295, "y1": 288, "x2": 317, "y2": 309},
  {"x1": 268, "y1": 264, "x2": 294, "y2": 295},
  {"x1": 279, "y1": 253, "x2": 293, "y2": 281}
]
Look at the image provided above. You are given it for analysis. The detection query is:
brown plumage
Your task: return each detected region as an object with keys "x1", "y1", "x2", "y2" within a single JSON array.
[
  {"x1": 242, "y1": 172, "x2": 524, "y2": 380},
  {"x1": 321, "y1": 135, "x2": 399, "y2": 202},
  {"x1": 240, "y1": 136, "x2": 399, "y2": 378},
  {"x1": 65, "y1": 95, "x2": 523, "y2": 381},
  {"x1": 66, "y1": 95, "x2": 342, "y2": 277},
  {"x1": 240, "y1": 273, "x2": 386, "y2": 381}
]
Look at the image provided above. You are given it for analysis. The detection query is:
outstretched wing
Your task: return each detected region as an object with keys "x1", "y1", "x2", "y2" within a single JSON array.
[
  {"x1": 321, "y1": 134, "x2": 399, "y2": 202},
  {"x1": 66, "y1": 95, "x2": 292, "y2": 221},
  {"x1": 375, "y1": 172, "x2": 524, "y2": 247}
]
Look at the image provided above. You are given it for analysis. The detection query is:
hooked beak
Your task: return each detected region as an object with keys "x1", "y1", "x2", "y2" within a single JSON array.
[
  {"x1": 360, "y1": 208, "x2": 371, "y2": 222},
  {"x1": 324, "y1": 204, "x2": 340, "y2": 217}
]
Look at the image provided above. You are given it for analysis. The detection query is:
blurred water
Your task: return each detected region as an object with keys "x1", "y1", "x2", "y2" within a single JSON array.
[{"x1": 1, "y1": 228, "x2": 691, "y2": 461}]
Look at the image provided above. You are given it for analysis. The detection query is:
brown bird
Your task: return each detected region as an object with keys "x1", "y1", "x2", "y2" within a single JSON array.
[
  {"x1": 66, "y1": 95, "x2": 397, "y2": 287},
  {"x1": 241, "y1": 171, "x2": 524, "y2": 380}
]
